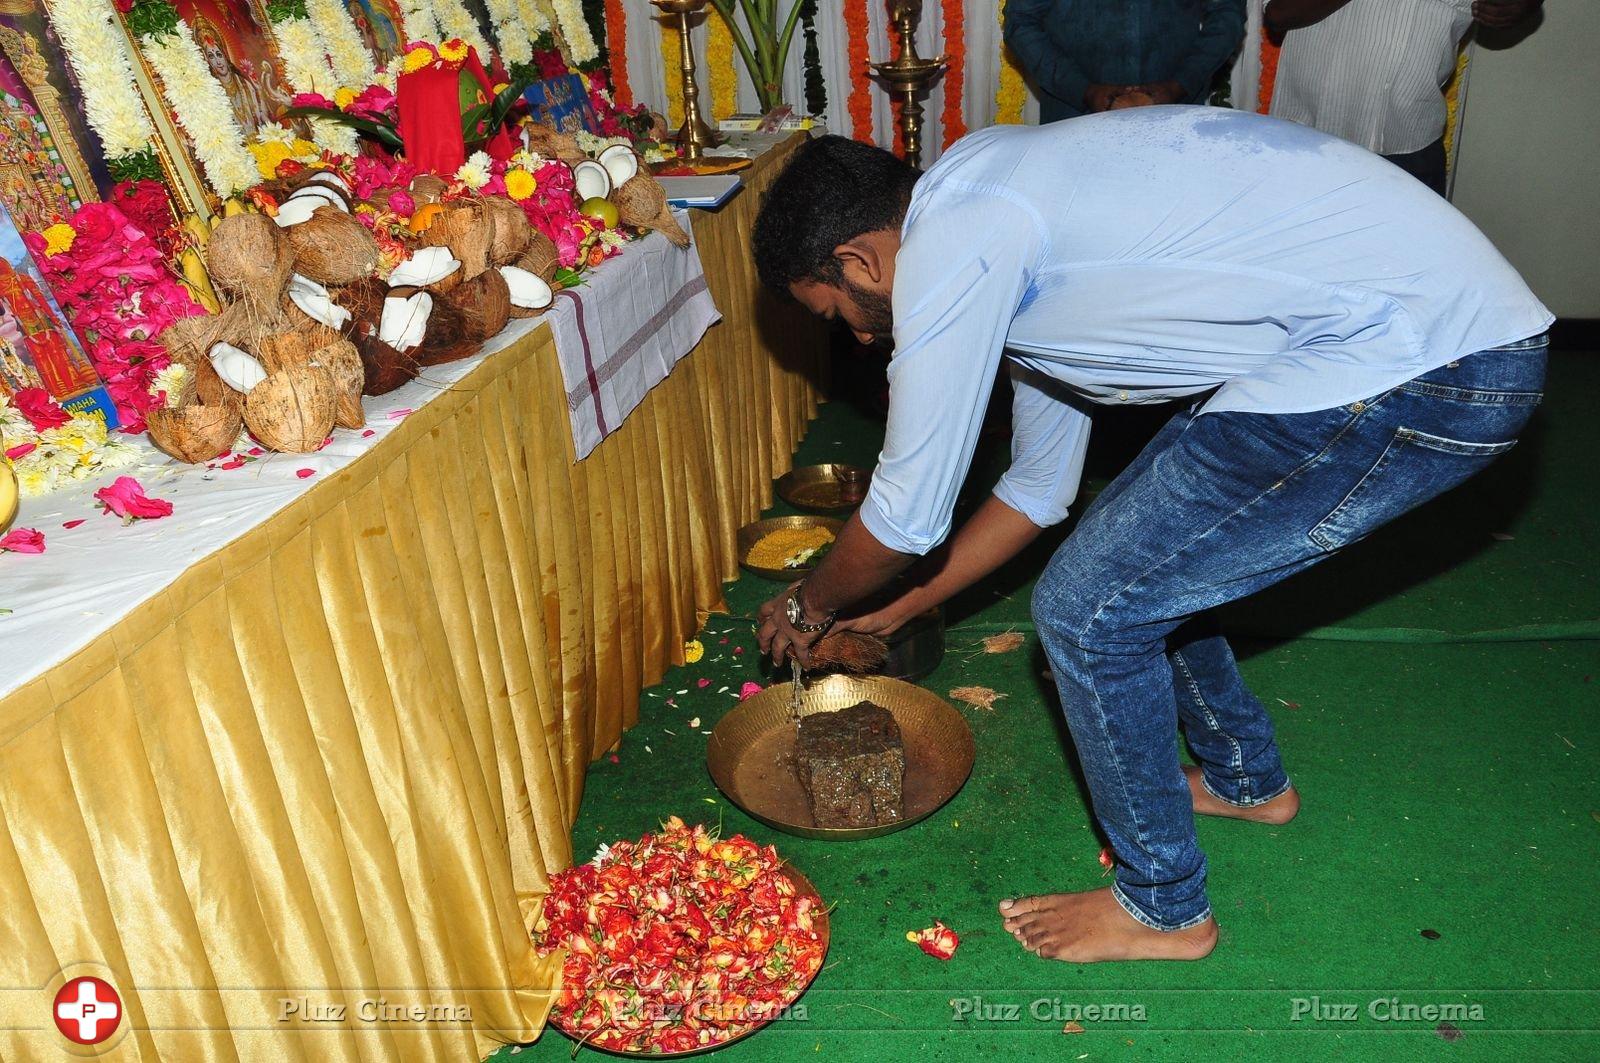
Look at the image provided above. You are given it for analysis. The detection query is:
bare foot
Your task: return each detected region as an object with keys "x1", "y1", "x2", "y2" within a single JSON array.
[
  {"x1": 1184, "y1": 765, "x2": 1300, "y2": 825},
  {"x1": 998, "y1": 887, "x2": 1218, "y2": 962}
]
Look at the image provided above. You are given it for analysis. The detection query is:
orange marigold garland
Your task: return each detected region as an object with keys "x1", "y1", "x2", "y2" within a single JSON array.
[
  {"x1": 940, "y1": 0, "x2": 965, "y2": 148},
  {"x1": 846, "y1": 0, "x2": 873, "y2": 141},
  {"x1": 605, "y1": 0, "x2": 632, "y2": 107},
  {"x1": 1258, "y1": 35, "x2": 1280, "y2": 114}
]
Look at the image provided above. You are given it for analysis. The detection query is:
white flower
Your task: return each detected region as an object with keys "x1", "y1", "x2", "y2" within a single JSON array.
[
  {"x1": 590, "y1": 842, "x2": 614, "y2": 867},
  {"x1": 398, "y1": 0, "x2": 442, "y2": 45},
  {"x1": 150, "y1": 362, "x2": 190, "y2": 409},
  {"x1": 517, "y1": 0, "x2": 550, "y2": 35},
  {"x1": 511, "y1": 147, "x2": 546, "y2": 169},
  {"x1": 255, "y1": 124, "x2": 297, "y2": 146},
  {"x1": 431, "y1": 0, "x2": 493, "y2": 68},
  {"x1": 306, "y1": 0, "x2": 376, "y2": 90},
  {"x1": 575, "y1": 131, "x2": 629, "y2": 156},
  {"x1": 597, "y1": 228, "x2": 626, "y2": 251},
  {"x1": 48, "y1": 0, "x2": 156, "y2": 159},
  {"x1": 455, "y1": 150, "x2": 492, "y2": 190},
  {"x1": 142, "y1": 26, "x2": 259, "y2": 197},
  {"x1": 551, "y1": 0, "x2": 598, "y2": 63},
  {"x1": 269, "y1": 16, "x2": 361, "y2": 156}
]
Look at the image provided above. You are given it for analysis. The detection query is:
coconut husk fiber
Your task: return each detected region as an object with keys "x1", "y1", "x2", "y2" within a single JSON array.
[
  {"x1": 355, "y1": 332, "x2": 420, "y2": 395},
  {"x1": 515, "y1": 230, "x2": 559, "y2": 284},
  {"x1": 146, "y1": 400, "x2": 243, "y2": 464},
  {"x1": 333, "y1": 276, "x2": 388, "y2": 335},
  {"x1": 523, "y1": 124, "x2": 584, "y2": 163},
  {"x1": 809, "y1": 632, "x2": 891, "y2": 674},
  {"x1": 410, "y1": 174, "x2": 448, "y2": 205},
  {"x1": 207, "y1": 213, "x2": 293, "y2": 307},
  {"x1": 285, "y1": 207, "x2": 380, "y2": 285},
  {"x1": 244, "y1": 365, "x2": 337, "y2": 452},
  {"x1": 418, "y1": 201, "x2": 492, "y2": 288},
  {"x1": 482, "y1": 196, "x2": 532, "y2": 265},
  {"x1": 614, "y1": 174, "x2": 690, "y2": 248},
  {"x1": 445, "y1": 268, "x2": 511, "y2": 345},
  {"x1": 314, "y1": 338, "x2": 366, "y2": 429},
  {"x1": 412, "y1": 294, "x2": 477, "y2": 366}
]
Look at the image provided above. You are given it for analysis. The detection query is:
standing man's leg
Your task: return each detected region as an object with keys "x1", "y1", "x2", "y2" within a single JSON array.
[{"x1": 1383, "y1": 136, "x2": 1448, "y2": 196}]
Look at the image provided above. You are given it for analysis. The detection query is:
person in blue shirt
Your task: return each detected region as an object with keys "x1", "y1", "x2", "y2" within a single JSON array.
[
  {"x1": 1004, "y1": 0, "x2": 1247, "y2": 121},
  {"x1": 750, "y1": 110, "x2": 1551, "y2": 963}
]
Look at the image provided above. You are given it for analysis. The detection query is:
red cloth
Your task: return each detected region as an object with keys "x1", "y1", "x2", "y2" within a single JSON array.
[
  {"x1": 464, "y1": 48, "x2": 516, "y2": 161},
  {"x1": 396, "y1": 63, "x2": 466, "y2": 176}
]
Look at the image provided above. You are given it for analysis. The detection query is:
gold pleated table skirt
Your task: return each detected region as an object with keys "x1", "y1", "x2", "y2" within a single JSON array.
[{"x1": 0, "y1": 134, "x2": 824, "y2": 1061}]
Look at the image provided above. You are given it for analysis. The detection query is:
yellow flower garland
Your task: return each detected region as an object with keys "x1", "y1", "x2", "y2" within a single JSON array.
[
  {"x1": 660, "y1": 17, "x2": 682, "y2": 127},
  {"x1": 994, "y1": 0, "x2": 1027, "y2": 125},
  {"x1": 1442, "y1": 42, "x2": 1471, "y2": 174},
  {"x1": 706, "y1": 12, "x2": 735, "y2": 122}
]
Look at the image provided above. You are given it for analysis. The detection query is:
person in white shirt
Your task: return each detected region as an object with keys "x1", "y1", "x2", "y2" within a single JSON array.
[{"x1": 1267, "y1": 0, "x2": 1542, "y2": 194}]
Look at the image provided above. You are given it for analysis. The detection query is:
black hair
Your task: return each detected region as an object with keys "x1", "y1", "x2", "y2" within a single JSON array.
[{"x1": 752, "y1": 135, "x2": 920, "y2": 292}]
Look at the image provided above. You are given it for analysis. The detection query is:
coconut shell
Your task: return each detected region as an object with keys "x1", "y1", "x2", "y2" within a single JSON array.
[
  {"x1": 284, "y1": 207, "x2": 380, "y2": 285},
  {"x1": 146, "y1": 400, "x2": 243, "y2": 464},
  {"x1": 482, "y1": 196, "x2": 532, "y2": 265},
  {"x1": 445, "y1": 268, "x2": 512, "y2": 345},
  {"x1": 207, "y1": 213, "x2": 293, "y2": 305},
  {"x1": 413, "y1": 294, "x2": 478, "y2": 366},
  {"x1": 315, "y1": 338, "x2": 365, "y2": 429},
  {"x1": 355, "y1": 332, "x2": 420, "y2": 395},
  {"x1": 515, "y1": 230, "x2": 560, "y2": 284},
  {"x1": 614, "y1": 174, "x2": 690, "y2": 248},
  {"x1": 418, "y1": 201, "x2": 492, "y2": 287},
  {"x1": 410, "y1": 174, "x2": 449, "y2": 205},
  {"x1": 286, "y1": 170, "x2": 354, "y2": 210},
  {"x1": 160, "y1": 312, "x2": 246, "y2": 409},
  {"x1": 244, "y1": 365, "x2": 337, "y2": 452},
  {"x1": 333, "y1": 276, "x2": 388, "y2": 334},
  {"x1": 523, "y1": 124, "x2": 584, "y2": 163}
]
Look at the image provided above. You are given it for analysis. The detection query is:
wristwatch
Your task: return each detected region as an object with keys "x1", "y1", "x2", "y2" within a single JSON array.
[{"x1": 785, "y1": 582, "x2": 835, "y2": 634}]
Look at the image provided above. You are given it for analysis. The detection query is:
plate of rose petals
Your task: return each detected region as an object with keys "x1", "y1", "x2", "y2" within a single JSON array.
[{"x1": 532, "y1": 817, "x2": 830, "y2": 1055}]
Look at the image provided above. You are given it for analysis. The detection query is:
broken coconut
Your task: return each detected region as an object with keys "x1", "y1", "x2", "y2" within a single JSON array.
[
  {"x1": 244, "y1": 365, "x2": 337, "y2": 452},
  {"x1": 356, "y1": 332, "x2": 420, "y2": 395},
  {"x1": 614, "y1": 174, "x2": 690, "y2": 248},
  {"x1": 447, "y1": 268, "x2": 511, "y2": 343},
  {"x1": 482, "y1": 196, "x2": 532, "y2": 265},
  {"x1": 500, "y1": 265, "x2": 553, "y2": 317},
  {"x1": 286, "y1": 274, "x2": 353, "y2": 331},
  {"x1": 146, "y1": 400, "x2": 243, "y2": 464},
  {"x1": 416, "y1": 201, "x2": 492, "y2": 287},
  {"x1": 413, "y1": 295, "x2": 476, "y2": 366},
  {"x1": 378, "y1": 291, "x2": 433, "y2": 352},
  {"x1": 388, "y1": 245, "x2": 460, "y2": 288},
  {"x1": 209, "y1": 341, "x2": 269, "y2": 395},
  {"x1": 598, "y1": 144, "x2": 640, "y2": 188},
  {"x1": 515, "y1": 230, "x2": 559, "y2": 283}
]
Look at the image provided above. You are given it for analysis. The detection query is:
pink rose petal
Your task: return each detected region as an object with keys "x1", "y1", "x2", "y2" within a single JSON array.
[
  {"x1": 739, "y1": 682, "x2": 764, "y2": 700},
  {"x1": 296, "y1": 468, "x2": 315, "y2": 479},
  {"x1": 0, "y1": 528, "x2": 45, "y2": 554},
  {"x1": 696, "y1": 678, "x2": 711, "y2": 688},
  {"x1": 362, "y1": 429, "x2": 375, "y2": 437},
  {"x1": 62, "y1": 519, "x2": 85, "y2": 529},
  {"x1": 387, "y1": 408, "x2": 414, "y2": 420},
  {"x1": 220, "y1": 458, "x2": 245, "y2": 470}
]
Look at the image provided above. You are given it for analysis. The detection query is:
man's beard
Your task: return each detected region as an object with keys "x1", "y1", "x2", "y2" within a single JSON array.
[{"x1": 842, "y1": 279, "x2": 894, "y2": 347}]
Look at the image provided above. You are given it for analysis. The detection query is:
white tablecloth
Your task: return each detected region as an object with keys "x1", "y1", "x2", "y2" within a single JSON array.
[{"x1": 0, "y1": 223, "x2": 717, "y2": 696}]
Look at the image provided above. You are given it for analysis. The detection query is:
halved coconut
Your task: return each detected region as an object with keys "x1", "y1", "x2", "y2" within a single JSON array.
[
  {"x1": 447, "y1": 268, "x2": 511, "y2": 343},
  {"x1": 285, "y1": 207, "x2": 380, "y2": 286},
  {"x1": 244, "y1": 364, "x2": 337, "y2": 453},
  {"x1": 287, "y1": 184, "x2": 349, "y2": 213},
  {"x1": 273, "y1": 196, "x2": 321, "y2": 228},
  {"x1": 147, "y1": 400, "x2": 243, "y2": 464},
  {"x1": 389, "y1": 246, "x2": 460, "y2": 288},
  {"x1": 614, "y1": 174, "x2": 690, "y2": 248},
  {"x1": 598, "y1": 144, "x2": 639, "y2": 188},
  {"x1": 210, "y1": 341, "x2": 269, "y2": 395},
  {"x1": 313, "y1": 338, "x2": 366, "y2": 430},
  {"x1": 379, "y1": 291, "x2": 433, "y2": 352},
  {"x1": 288, "y1": 274, "x2": 353, "y2": 330},
  {"x1": 304, "y1": 170, "x2": 352, "y2": 195},
  {"x1": 355, "y1": 332, "x2": 420, "y2": 395},
  {"x1": 572, "y1": 160, "x2": 612, "y2": 202},
  {"x1": 500, "y1": 266, "x2": 553, "y2": 311}
]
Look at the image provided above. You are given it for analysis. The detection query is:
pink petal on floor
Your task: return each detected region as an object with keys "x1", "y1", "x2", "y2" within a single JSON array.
[
  {"x1": 296, "y1": 468, "x2": 315, "y2": 479},
  {"x1": 62, "y1": 519, "x2": 85, "y2": 529}
]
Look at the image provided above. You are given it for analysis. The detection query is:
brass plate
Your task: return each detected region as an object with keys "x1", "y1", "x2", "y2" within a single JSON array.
[
  {"x1": 737, "y1": 515, "x2": 844, "y2": 581},
  {"x1": 707, "y1": 675, "x2": 975, "y2": 840},
  {"x1": 775, "y1": 464, "x2": 872, "y2": 514},
  {"x1": 551, "y1": 864, "x2": 830, "y2": 1057}
]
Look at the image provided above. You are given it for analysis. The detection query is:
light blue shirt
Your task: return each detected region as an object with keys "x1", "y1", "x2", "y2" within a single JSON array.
[{"x1": 859, "y1": 107, "x2": 1553, "y2": 556}]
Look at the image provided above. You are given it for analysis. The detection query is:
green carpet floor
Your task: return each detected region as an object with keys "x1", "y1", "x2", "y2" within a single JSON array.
[{"x1": 489, "y1": 352, "x2": 1599, "y2": 1062}]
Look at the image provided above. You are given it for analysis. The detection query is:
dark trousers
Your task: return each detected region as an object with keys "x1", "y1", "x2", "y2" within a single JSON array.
[{"x1": 1383, "y1": 136, "x2": 1448, "y2": 196}]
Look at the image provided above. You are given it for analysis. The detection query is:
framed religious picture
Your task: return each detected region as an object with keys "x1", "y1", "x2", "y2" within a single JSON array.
[
  {"x1": 0, "y1": 198, "x2": 116, "y2": 425},
  {"x1": 0, "y1": 0, "x2": 159, "y2": 229},
  {"x1": 168, "y1": 0, "x2": 295, "y2": 143},
  {"x1": 524, "y1": 74, "x2": 599, "y2": 135},
  {"x1": 344, "y1": 0, "x2": 404, "y2": 72}
]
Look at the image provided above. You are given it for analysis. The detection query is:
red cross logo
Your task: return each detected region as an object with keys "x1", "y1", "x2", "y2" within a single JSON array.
[{"x1": 52, "y1": 976, "x2": 122, "y2": 1045}]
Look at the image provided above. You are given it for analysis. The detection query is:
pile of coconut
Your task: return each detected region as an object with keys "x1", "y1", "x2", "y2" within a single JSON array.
[{"x1": 148, "y1": 136, "x2": 686, "y2": 465}]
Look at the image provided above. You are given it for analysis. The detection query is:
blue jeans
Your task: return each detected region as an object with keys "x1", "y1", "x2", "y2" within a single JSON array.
[{"x1": 1031, "y1": 337, "x2": 1548, "y2": 930}]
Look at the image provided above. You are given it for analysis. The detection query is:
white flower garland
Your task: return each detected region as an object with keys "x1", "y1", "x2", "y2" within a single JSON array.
[
  {"x1": 141, "y1": 26, "x2": 259, "y2": 198},
  {"x1": 45, "y1": 0, "x2": 156, "y2": 159},
  {"x1": 516, "y1": 0, "x2": 550, "y2": 37},
  {"x1": 484, "y1": 0, "x2": 531, "y2": 67},
  {"x1": 432, "y1": 0, "x2": 493, "y2": 65},
  {"x1": 397, "y1": 0, "x2": 441, "y2": 45},
  {"x1": 272, "y1": 15, "x2": 361, "y2": 156},
  {"x1": 306, "y1": 0, "x2": 377, "y2": 90},
  {"x1": 550, "y1": 0, "x2": 596, "y2": 64},
  {"x1": 0, "y1": 402, "x2": 142, "y2": 498}
]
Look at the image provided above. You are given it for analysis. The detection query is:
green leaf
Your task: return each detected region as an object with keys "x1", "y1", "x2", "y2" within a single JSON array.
[
  {"x1": 282, "y1": 106, "x2": 404, "y2": 149},
  {"x1": 125, "y1": 0, "x2": 182, "y2": 41},
  {"x1": 552, "y1": 266, "x2": 585, "y2": 289}
]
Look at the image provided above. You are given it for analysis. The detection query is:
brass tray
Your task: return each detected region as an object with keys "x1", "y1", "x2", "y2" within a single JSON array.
[
  {"x1": 736, "y1": 515, "x2": 843, "y2": 581},
  {"x1": 707, "y1": 675, "x2": 975, "y2": 840},
  {"x1": 552, "y1": 864, "x2": 830, "y2": 1057},
  {"x1": 774, "y1": 464, "x2": 872, "y2": 514}
]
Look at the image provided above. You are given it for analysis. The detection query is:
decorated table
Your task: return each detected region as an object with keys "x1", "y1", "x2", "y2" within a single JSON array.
[{"x1": 0, "y1": 132, "x2": 824, "y2": 1060}]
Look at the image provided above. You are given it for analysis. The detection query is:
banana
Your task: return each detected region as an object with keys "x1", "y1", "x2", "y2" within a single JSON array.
[
  {"x1": 223, "y1": 197, "x2": 246, "y2": 217},
  {"x1": 0, "y1": 458, "x2": 19, "y2": 534},
  {"x1": 181, "y1": 212, "x2": 212, "y2": 252},
  {"x1": 180, "y1": 248, "x2": 220, "y2": 313}
]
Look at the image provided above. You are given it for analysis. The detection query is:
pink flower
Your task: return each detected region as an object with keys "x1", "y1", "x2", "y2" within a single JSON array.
[
  {"x1": 5, "y1": 442, "x2": 36, "y2": 460},
  {"x1": 11, "y1": 388, "x2": 69, "y2": 431},
  {"x1": 292, "y1": 92, "x2": 334, "y2": 110},
  {"x1": 738, "y1": 682, "x2": 763, "y2": 700},
  {"x1": 94, "y1": 476, "x2": 173, "y2": 523},
  {"x1": 0, "y1": 528, "x2": 45, "y2": 554},
  {"x1": 387, "y1": 189, "x2": 416, "y2": 218},
  {"x1": 345, "y1": 84, "x2": 397, "y2": 121},
  {"x1": 696, "y1": 678, "x2": 711, "y2": 688}
]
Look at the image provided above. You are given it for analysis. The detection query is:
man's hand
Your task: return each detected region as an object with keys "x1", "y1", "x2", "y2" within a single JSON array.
[
  {"x1": 1125, "y1": 80, "x2": 1185, "y2": 106},
  {"x1": 756, "y1": 583, "x2": 828, "y2": 668},
  {"x1": 1473, "y1": 0, "x2": 1539, "y2": 28},
  {"x1": 1084, "y1": 84, "x2": 1124, "y2": 112}
]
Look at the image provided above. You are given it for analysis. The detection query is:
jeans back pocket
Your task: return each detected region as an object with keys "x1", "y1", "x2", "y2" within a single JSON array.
[{"x1": 1308, "y1": 428, "x2": 1517, "y2": 552}]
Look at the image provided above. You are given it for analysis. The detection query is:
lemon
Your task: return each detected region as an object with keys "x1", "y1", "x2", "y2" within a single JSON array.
[
  {"x1": 578, "y1": 196, "x2": 619, "y2": 228},
  {"x1": 0, "y1": 458, "x2": 18, "y2": 534}
]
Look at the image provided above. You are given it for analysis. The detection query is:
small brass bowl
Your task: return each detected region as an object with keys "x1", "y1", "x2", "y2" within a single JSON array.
[
  {"x1": 737, "y1": 515, "x2": 844, "y2": 581},
  {"x1": 775, "y1": 464, "x2": 872, "y2": 514},
  {"x1": 707, "y1": 675, "x2": 975, "y2": 840},
  {"x1": 550, "y1": 863, "x2": 830, "y2": 1056}
]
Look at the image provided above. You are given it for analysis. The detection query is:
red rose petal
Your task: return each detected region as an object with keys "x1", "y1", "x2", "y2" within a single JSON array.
[
  {"x1": 296, "y1": 468, "x2": 315, "y2": 479},
  {"x1": 62, "y1": 519, "x2": 85, "y2": 529}
]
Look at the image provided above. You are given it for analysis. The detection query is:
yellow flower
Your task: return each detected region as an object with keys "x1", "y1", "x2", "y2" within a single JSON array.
[
  {"x1": 504, "y1": 168, "x2": 536, "y2": 201},
  {"x1": 438, "y1": 38, "x2": 468, "y2": 63},
  {"x1": 684, "y1": 639, "x2": 704, "y2": 663},
  {"x1": 334, "y1": 87, "x2": 357, "y2": 109},
  {"x1": 41, "y1": 223, "x2": 75, "y2": 257},
  {"x1": 492, "y1": 82, "x2": 509, "y2": 95},
  {"x1": 402, "y1": 46, "x2": 434, "y2": 74},
  {"x1": 248, "y1": 141, "x2": 294, "y2": 180}
]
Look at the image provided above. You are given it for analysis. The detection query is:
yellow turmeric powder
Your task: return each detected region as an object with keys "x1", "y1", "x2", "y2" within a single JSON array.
[{"x1": 746, "y1": 526, "x2": 835, "y2": 569}]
